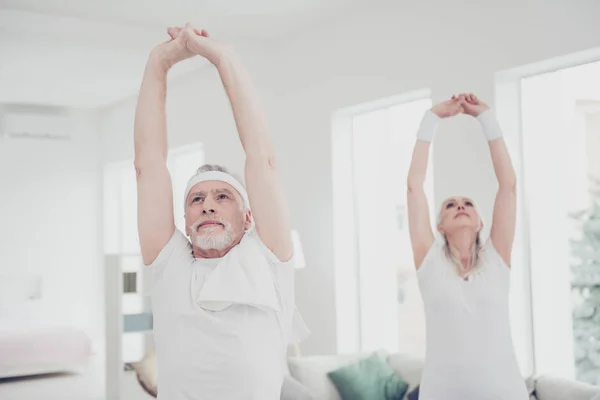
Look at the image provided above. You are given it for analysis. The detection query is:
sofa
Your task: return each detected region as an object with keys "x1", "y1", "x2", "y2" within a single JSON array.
[
  {"x1": 129, "y1": 348, "x2": 600, "y2": 400},
  {"x1": 286, "y1": 352, "x2": 600, "y2": 400}
]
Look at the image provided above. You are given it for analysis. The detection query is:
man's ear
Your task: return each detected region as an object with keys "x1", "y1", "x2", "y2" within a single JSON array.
[
  {"x1": 184, "y1": 213, "x2": 190, "y2": 236},
  {"x1": 437, "y1": 224, "x2": 444, "y2": 235},
  {"x1": 244, "y1": 209, "x2": 253, "y2": 230}
]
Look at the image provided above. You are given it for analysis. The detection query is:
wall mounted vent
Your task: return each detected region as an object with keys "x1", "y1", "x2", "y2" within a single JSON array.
[{"x1": 1, "y1": 105, "x2": 72, "y2": 140}]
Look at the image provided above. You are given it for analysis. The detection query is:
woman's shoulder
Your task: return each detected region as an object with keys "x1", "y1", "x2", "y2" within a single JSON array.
[
  {"x1": 417, "y1": 235, "x2": 446, "y2": 275},
  {"x1": 479, "y1": 237, "x2": 510, "y2": 270}
]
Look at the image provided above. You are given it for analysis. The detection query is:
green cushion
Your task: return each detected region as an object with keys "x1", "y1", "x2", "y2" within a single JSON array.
[{"x1": 327, "y1": 353, "x2": 409, "y2": 400}]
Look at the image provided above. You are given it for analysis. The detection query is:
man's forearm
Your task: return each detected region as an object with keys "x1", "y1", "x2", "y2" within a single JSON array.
[
  {"x1": 216, "y1": 53, "x2": 274, "y2": 159},
  {"x1": 134, "y1": 56, "x2": 170, "y2": 165}
]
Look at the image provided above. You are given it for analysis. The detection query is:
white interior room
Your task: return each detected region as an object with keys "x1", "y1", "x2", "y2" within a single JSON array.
[{"x1": 1, "y1": 0, "x2": 600, "y2": 399}]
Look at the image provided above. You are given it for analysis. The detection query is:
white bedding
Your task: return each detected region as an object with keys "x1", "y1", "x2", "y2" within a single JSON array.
[
  {"x1": 0, "y1": 324, "x2": 93, "y2": 379},
  {"x1": 0, "y1": 275, "x2": 94, "y2": 379}
]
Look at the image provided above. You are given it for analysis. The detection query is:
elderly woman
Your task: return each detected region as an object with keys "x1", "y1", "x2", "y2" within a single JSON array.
[{"x1": 407, "y1": 93, "x2": 529, "y2": 400}]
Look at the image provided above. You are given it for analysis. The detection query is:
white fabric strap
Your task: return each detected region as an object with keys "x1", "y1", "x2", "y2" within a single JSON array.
[
  {"x1": 477, "y1": 109, "x2": 503, "y2": 141},
  {"x1": 416, "y1": 110, "x2": 441, "y2": 142},
  {"x1": 184, "y1": 170, "x2": 250, "y2": 211}
]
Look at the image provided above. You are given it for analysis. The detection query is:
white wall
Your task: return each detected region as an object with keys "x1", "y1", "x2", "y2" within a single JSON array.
[
  {"x1": 100, "y1": 0, "x2": 600, "y2": 355},
  {"x1": 0, "y1": 109, "x2": 104, "y2": 349}
]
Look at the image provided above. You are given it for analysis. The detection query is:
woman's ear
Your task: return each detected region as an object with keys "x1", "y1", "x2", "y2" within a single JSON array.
[
  {"x1": 477, "y1": 220, "x2": 484, "y2": 233},
  {"x1": 437, "y1": 224, "x2": 444, "y2": 235}
]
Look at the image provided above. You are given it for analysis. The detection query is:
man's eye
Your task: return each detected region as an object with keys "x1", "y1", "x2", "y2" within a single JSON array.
[
  {"x1": 192, "y1": 197, "x2": 203, "y2": 203},
  {"x1": 217, "y1": 194, "x2": 229, "y2": 200},
  {"x1": 446, "y1": 202, "x2": 455, "y2": 209},
  {"x1": 465, "y1": 201, "x2": 473, "y2": 207}
]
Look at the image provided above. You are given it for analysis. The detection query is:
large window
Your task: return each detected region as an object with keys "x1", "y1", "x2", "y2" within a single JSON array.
[
  {"x1": 104, "y1": 143, "x2": 204, "y2": 362},
  {"x1": 334, "y1": 93, "x2": 433, "y2": 356},
  {"x1": 169, "y1": 144, "x2": 206, "y2": 234},
  {"x1": 104, "y1": 143, "x2": 205, "y2": 256},
  {"x1": 518, "y1": 60, "x2": 600, "y2": 384}
]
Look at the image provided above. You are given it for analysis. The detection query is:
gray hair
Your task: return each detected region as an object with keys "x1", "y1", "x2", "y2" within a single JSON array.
[{"x1": 196, "y1": 164, "x2": 245, "y2": 188}]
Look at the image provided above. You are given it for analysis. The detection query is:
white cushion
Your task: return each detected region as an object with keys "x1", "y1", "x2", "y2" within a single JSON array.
[
  {"x1": 281, "y1": 375, "x2": 316, "y2": 400},
  {"x1": 385, "y1": 353, "x2": 424, "y2": 398},
  {"x1": 287, "y1": 351, "x2": 388, "y2": 400},
  {"x1": 535, "y1": 375, "x2": 600, "y2": 400}
]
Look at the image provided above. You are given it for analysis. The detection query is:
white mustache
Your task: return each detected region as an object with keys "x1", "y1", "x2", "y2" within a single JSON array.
[{"x1": 192, "y1": 216, "x2": 229, "y2": 232}]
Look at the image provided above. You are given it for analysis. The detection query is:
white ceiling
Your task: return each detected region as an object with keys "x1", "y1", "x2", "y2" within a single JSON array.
[{"x1": 0, "y1": 0, "x2": 375, "y2": 108}]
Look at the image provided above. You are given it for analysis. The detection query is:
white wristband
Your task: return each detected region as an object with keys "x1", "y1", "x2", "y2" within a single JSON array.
[
  {"x1": 477, "y1": 109, "x2": 503, "y2": 141},
  {"x1": 416, "y1": 110, "x2": 441, "y2": 142}
]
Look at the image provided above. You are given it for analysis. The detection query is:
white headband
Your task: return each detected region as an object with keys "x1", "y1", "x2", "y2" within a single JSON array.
[{"x1": 183, "y1": 170, "x2": 250, "y2": 212}]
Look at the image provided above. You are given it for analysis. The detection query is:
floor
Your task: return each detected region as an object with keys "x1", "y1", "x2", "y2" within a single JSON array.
[{"x1": 0, "y1": 357, "x2": 152, "y2": 400}]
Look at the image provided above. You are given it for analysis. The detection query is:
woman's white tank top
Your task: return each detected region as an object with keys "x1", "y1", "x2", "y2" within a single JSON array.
[{"x1": 416, "y1": 237, "x2": 529, "y2": 400}]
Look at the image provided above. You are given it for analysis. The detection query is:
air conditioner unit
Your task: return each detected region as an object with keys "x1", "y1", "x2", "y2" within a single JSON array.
[{"x1": 1, "y1": 108, "x2": 71, "y2": 140}]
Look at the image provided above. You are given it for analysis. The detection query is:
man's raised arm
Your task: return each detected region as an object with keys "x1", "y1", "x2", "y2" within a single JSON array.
[
  {"x1": 181, "y1": 24, "x2": 293, "y2": 261},
  {"x1": 134, "y1": 29, "x2": 195, "y2": 265}
]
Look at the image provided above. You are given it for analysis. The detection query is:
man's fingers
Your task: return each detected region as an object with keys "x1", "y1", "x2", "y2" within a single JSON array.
[{"x1": 167, "y1": 26, "x2": 184, "y2": 40}]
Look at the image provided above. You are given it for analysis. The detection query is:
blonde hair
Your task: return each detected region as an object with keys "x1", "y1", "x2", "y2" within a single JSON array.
[{"x1": 437, "y1": 198, "x2": 484, "y2": 277}]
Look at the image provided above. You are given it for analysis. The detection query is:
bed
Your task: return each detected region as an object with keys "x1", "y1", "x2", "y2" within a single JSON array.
[
  {"x1": 0, "y1": 275, "x2": 93, "y2": 379},
  {"x1": 0, "y1": 324, "x2": 93, "y2": 379}
]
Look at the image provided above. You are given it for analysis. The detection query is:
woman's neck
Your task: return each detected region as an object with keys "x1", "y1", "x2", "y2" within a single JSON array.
[{"x1": 447, "y1": 229, "x2": 477, "y2": 270}]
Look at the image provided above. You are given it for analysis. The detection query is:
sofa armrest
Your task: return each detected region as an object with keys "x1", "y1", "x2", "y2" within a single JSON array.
[{"x1": 535, "y1": 375, "x2": 600, "y2": 400}]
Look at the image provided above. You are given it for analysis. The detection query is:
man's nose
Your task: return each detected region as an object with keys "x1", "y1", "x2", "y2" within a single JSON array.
[{"x1": 202, "y1": 197, "x2": 218, "y2": 214}]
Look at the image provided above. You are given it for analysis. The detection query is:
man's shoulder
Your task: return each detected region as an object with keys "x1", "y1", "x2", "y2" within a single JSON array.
[{"x1": 235, "y1": 230, "x2": 281, "y2": 263}]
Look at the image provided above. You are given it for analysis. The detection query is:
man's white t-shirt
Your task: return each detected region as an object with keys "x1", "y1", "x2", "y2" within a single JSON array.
[{"x1": 147, "y1": 228, "x2": 309, "y2": 400}]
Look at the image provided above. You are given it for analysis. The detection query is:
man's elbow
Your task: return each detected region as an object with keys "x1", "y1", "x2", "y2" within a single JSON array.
[
  {"x1": 246, "y1": 152, "x2": 278, "y2": 171},
  {"x1": 134, "y1": 154, "x2": 167, "y2": 174}
]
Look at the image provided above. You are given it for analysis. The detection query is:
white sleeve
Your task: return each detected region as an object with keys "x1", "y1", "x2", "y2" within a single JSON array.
[
  {"x1": 483, "y1": 237, "x2": 510, "y2": 270},
  {"x1": 253, "y1": 232, "x2": 296, "y2": 300},
  {"x1": 146, "y1": 229, "x2": 194, "y2": 288},
  {"x1": 254, "y1": 233, "x2": 311, "y2": 344}
]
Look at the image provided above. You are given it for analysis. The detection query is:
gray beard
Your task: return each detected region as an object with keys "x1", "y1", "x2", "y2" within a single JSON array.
[{"x1": 193, "y1": 230, "x2": 235, "y2": 251}]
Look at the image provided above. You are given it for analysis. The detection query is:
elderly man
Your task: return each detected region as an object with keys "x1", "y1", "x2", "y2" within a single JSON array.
[{"x1": 133, "y1": 23, "x2": 309, "y2": 399}]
